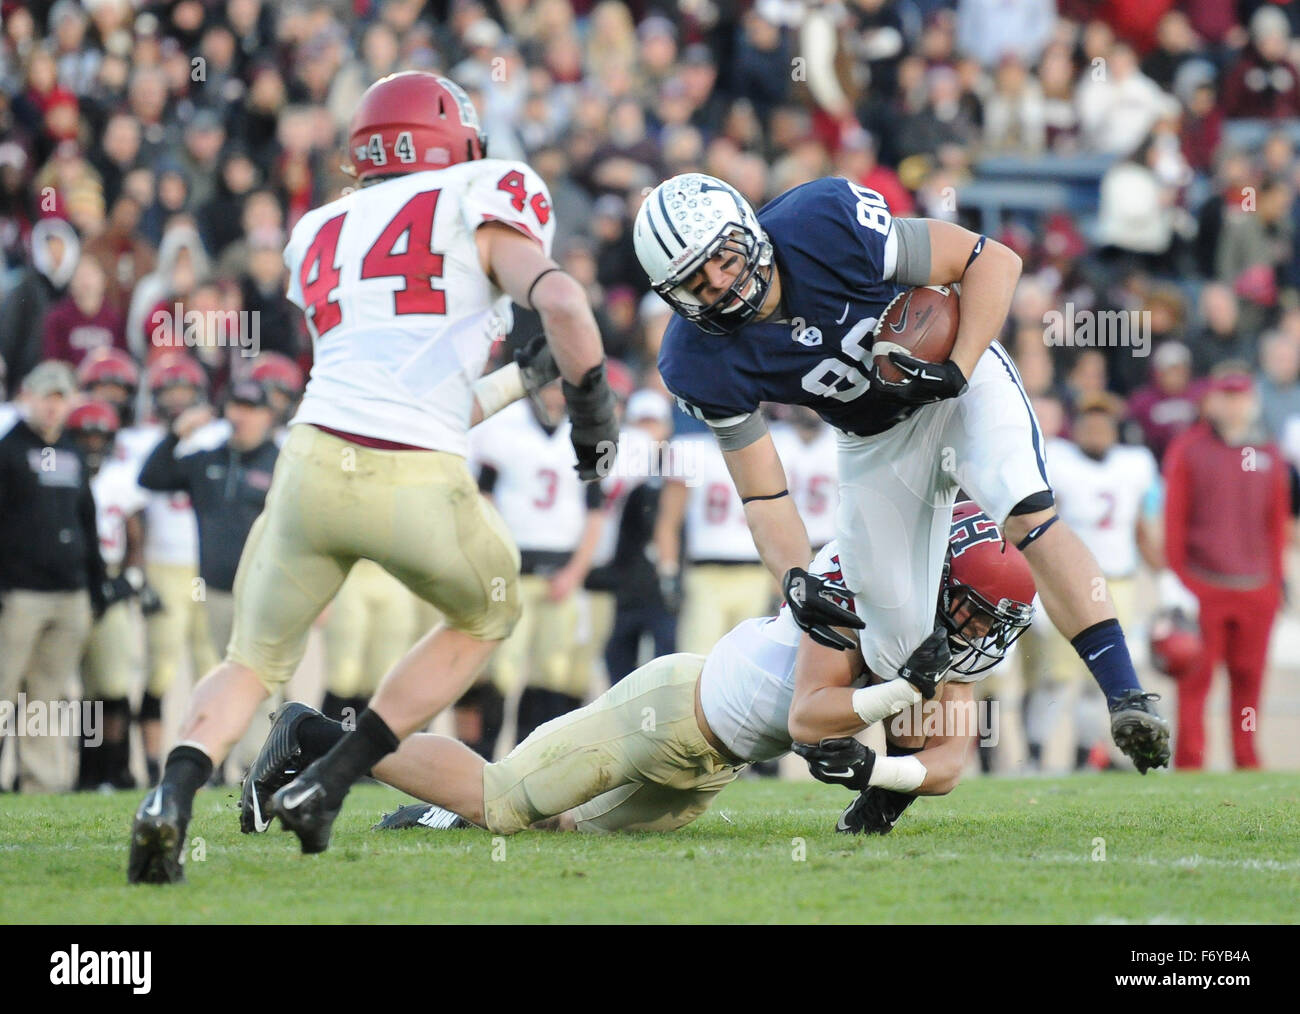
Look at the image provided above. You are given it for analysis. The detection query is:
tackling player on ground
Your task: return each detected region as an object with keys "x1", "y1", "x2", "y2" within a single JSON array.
[
  {"x1": 128, "y1": 72, "x2": 617, "y2": 882},
  {"x1": 632, "y1": 173, "x2": 1169, "y2": 774},
  {"x1": 241, "y1": 502, "x2": 1033, "y2": 838}
]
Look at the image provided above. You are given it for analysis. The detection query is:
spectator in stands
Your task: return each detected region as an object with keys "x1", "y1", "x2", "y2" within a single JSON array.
[
  {"x1": 41, "y1": 256, "x2": 126, "y2": 368},
  {"x1": 0, "y1": 216, "x2": 79, "y2": 398},
  {"x1": 1256, "y1": 331, "x2": 1300, "y2": 440},
  {"x1": 956, "y1": 0, "x2": 1056, "y2": 69},
  {"x1": 1077, "y1": 41, "x2": 1179, "y2": 157},
  {"x1": 1192, "y1": 283, "x2": 1257, "y2": 375},
  {"x1": 0, "y1": 361, "x2": 104, "y2": 792},
  {"x1": 1163, "y1": 364, "x2": 1290, "y2": 769},
  {"x1": 1129, "y1": 340, "x2": 1200, "y2": 462},
  {"x1": 1222, "y1": 5, "x2": 1300, "y2": 119},
  {"x1": 1142, "y1": 10, "x2": 1203, "y2": 92},
  {"x1": 982, "y1": 55, "x2": 1046, "y2": 155},
  {"x1": 1215, "y1": 176, "x2": 1295, "y2": 333}
]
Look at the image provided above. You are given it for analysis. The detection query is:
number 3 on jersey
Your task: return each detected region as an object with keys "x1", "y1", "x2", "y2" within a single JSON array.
[{"x1": 299, "y1": 190, "x2": 448, "y2": 337}]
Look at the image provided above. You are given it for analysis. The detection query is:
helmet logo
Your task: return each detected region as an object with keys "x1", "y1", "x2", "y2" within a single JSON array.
[{"x1": 950, "y1": 512, "x2": 1001, "y2": 557}]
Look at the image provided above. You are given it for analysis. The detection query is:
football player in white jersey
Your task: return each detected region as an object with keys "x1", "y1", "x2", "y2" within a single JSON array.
[
  {"x1": 771, "y1": 405, "x2": 838, "y2": 550},
  {"x1": 470, "y1": 382, "x2": 606, "y2": 746},
  {"x1": 69, "y1": 400, "x2": 149, "y2": 790},
  {"x1": 246, "y1": 502, "x2": 1033, "y2": 837},
  {"x1": 129, "y1": 72, "x2": 616, "y2": 882},
  {"x1": 1021, "y1": 394, "x2": 1162, "y2": 769},
  {"x1": 655, "y1": 431, "x2": 775, "y2": 656}
]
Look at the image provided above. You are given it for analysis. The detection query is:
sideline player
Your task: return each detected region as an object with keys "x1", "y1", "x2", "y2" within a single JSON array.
[
  {"x1": 632, "y1": 173, "x2": 1169, "y2": 773},
  {"x1": 128, "y1": 72, "x2": 616, "y2": 882},
  {"x1": 243, "y1": 503, "x2": 1033, "y2": 837}
]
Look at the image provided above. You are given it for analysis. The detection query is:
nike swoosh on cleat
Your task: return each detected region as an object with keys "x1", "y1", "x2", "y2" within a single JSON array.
[
  {"x1": 142, "y1": 790, "x2": 163, "y2": 818},
  {"x1": 248, "y1": 788, "x2": 270, "y2": 833},
  {"x1": 280, "y1": 783, "x2": 323, "y2": 811}
]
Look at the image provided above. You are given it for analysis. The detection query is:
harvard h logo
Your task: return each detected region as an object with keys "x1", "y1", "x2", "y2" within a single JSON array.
[{"x1": 949, "y1": 511, "x2": 1001, "y2": 557}]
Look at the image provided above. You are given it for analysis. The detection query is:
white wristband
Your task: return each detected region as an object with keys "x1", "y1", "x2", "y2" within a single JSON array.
[
  {"x1": 851, "y1": 679, "x2": 922, "y2": 727},
  {"x1": 472, "y1": 362, "x2": 527, "y2": 421},
  {"x1": 868, "y1": 754, "x2": 927, "y2": 792}
]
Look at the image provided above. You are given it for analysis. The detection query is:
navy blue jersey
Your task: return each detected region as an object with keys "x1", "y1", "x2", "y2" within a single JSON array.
[{"x1": 659, "y1": 176, "x2": 915, "y2": 438}]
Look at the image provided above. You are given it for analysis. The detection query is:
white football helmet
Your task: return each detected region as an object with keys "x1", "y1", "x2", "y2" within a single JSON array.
[{"x1": 633, "y1": 173, "x2": 774, "y2": 335}]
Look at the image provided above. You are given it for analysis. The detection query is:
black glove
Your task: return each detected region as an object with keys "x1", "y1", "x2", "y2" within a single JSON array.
[
  {"x1": 100, "y1": 574, "x2": 136, "y2": 610},
  {"x1": 897, "y1": 625, "x2": 953, "y2": 700},
  {"x1": 792, "y1": 737, "x2": 877, "y2": 792},
  {"x1": 563, "y1": 361, "x2": 619, "y2": 482},
  {"x1": 870, "y1": 352, "x2": 968, "y2": 405},
  {"x1": 782, "y1": 567, "x2": 864, "y2": 651},
  {"x1": 513, "y1": 334, "x2": 560, "y2": 401},
  {"x1": 137, "y1": 582, "x2": 165, "y2": 616}
]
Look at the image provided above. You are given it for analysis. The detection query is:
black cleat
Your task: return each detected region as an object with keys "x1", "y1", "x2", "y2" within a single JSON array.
[
  {"x1": 836, "y1": 786, "x2": 916, "y2": 835},
  {"x1": 127, "y1": 784, "x2": 188, "y2": 884},
  {"x1": 240, "y1": 702, "x2": 319, "y2": 834},
  {"x1": 372, "y1": 802, "x2": 470, "y2": 831},
  {"x1": 1109, "y1": 690, "x2": 1171, "y2": 774},
  {"x1": 270, "y1": 763, "x2": 340, "y2": 854}
]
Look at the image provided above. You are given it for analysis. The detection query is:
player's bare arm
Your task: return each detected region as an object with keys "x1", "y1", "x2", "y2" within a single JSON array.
[
  {"x1": 787, "y1": 630, "x2": 867, "y2": 743},
  {"x1": 923, "y1": 220, "x2": 1022, "y2": 382}
]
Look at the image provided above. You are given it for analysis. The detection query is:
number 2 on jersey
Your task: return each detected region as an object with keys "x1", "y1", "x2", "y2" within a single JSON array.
[{"x1": 299, "y1": 190, "x2": 449, "y2": 337}]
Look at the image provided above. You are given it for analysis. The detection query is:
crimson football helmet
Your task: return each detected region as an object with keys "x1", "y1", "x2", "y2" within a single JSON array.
[
  {"x1": 1149, "y1": 608, "x2": 1201, "y2": 679},
  {"x1": 77, "y1": 347, "x2": 140, "y2": 393},
  {"x1": 146, "y1": 351, "x2": 207, "y2": 394},
  {"x1": 67, "y1": 398, "x2": 120, "y2": 471},
  {"x1": 249, "y1": 353, "x2": 304, "y2": 398},
  {"x1": 347, "y1": 71, "x2": 487, "y2": 182},
  {"x1": 940, "y1": 501, "x2": 1037, "y2": 675}
]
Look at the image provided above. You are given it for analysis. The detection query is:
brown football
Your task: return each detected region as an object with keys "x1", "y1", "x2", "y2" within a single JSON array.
[{"x1": 871, "y1": 285, "x2": 960, "y2": 383}]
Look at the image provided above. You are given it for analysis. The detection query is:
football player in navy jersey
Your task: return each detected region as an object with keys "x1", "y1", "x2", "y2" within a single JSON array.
[{"x1": 633, "y1": 173, "x2": 1169, "y2": 774}]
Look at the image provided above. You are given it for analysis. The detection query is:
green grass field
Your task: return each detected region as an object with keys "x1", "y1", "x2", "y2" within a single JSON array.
[{"x1": 2, "y1": 772, "x2": 1297, "y2": 924}]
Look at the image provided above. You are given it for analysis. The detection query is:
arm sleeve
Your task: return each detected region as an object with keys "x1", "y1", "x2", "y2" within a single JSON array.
[
  {"x1": 463, "y1": 161, "x2": 557, "y2": 257},
  {"x1": 889, "y1": 217, "x2": 933, "y2": 287},
  {"x1": 584, "y1": 481, "x2": 606, "y2": 511},
  {"x1": 137, "y1": 434, "x2": 190, "y2": 492}
]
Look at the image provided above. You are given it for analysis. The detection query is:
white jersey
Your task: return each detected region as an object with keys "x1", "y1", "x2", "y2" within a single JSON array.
[
  {"x1": 117, "y1": 423, "x2": 199, "y2": 567},
  {"x1": 1047, "y1": 439, "x2": 1158, "y2": 578},
  {"x1": 699, "y1": 542, "x2": 860, "y2": 762},
  {"x1": 284, "y1": 159, "x2": 555, "y2": 456},
  {"x1": 470, "y1": 400, "x2": 586, "y2": 553},
  {"x1": 91, "y1": 459, "x2": 149, "y2": 571},
  {"x1": 772, "y1": 422, "x2": 839, "y2": 549},
  {"x1": 676, "y1": 434, "x2": 760, "y2": 563}
]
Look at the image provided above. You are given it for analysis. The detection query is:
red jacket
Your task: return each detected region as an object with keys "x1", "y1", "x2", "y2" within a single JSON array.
[
  {"x1": 41, "y1": 298, "x2": 126, "y2": 368},
  {"x1": 1163, "y1": 422, "x2": 1289, "y2": 593}
]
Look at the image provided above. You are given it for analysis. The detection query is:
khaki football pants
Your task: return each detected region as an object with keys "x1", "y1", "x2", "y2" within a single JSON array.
[
  {"x1": 0, "y1": 589, "x2": 93, "y2": 792},
  {"x1": 678, "y1": 564, "x2": 775, "y2": 656},
  {"x1": 482, "y1": 652, "x2": 745, "y2": 834},
  {"x1": 491, "y1": 574, "x2": 582, "y2": 698},
  {"x1": 144, "y1": 562, "x2": 219, "y2": 698},
  {"x1": 324, "y1": 559, "x2": 419, "y2": 698},
  {"x1": 84, "y1": 598, "x2": 138, "y2": 701},
  {"x1": 228, "y1": 424, "x2": 521, "y2": 691}
]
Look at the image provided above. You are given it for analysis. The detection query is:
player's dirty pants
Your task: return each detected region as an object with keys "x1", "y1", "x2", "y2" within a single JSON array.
[
  {"x1": 835, "y1": 342, "x2": 1050, "y2": 680},
  {"x1": 1175, "y1": 581, "x2": 1278, "y2": 770},
  {"x1": 482, "y1": 653, "x2": 746, "y2": 834},
  {"x1": 228, "y1": 424, "x2": 520, "y2": 691},
  {"x1": 0, "y1": 589, "x2": 92, "y2": 792}
]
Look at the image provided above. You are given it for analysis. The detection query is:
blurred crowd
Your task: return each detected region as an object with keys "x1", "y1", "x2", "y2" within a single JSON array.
[{"x1": 4, "y1": 0, "x2": 1300, "y2": 792}]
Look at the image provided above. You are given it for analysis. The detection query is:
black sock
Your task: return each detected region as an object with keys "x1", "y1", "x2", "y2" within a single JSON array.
[
  {"x1": 104, "y1": 698, "x2": 133, "y2": 788},
  {"x1": 345, "y1": 696, "x2": 371, "y2": 725},
  {"x1": 315, "y1": 709, "x2": 398, "y2": 808},
  {"x1": 321, "y1": 691, "x2": 348, "y2": 722},
  {"x1": 298, "y1": 713, "x2": 346, "y2": 759},
  {"x1": 455, "y1": 683, "x2": 504, "y2": 760},
  {"x1": 160, "y1": 744, "x2": 214, "y2": 819},
  {"x1": 1075, "y1": 745, "x2": 1091, "y2": 770},
  {"x1": 1027, "y1": 741, "x2": 1043, "y2": 765},
  {"x1": 146, "y1": 758, "x2": 161, "y2": 786},
  {"x1": 78, "y1": 722, "x2": 105, "y2": 790}
]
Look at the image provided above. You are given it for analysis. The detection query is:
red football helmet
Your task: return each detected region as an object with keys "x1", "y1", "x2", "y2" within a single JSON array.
[
  {"x1": 1149, "y1": 608, "x2": 1202, "y2": 679},
  {"x1": 941, "y1": 501, "x2": 1037, "y2": 675},
  {"x1": 77, "y1": 347, "x2": 140, "y2": 393},
  {"x1": 347, "y1": 72, "x2": 487, "y2": 182},
  {"x1": 67, "y1": 399, "x2": 121, "y2": 436},
  {"x1": 249, "y1": 353, "x2": 305, "y2": 398},
  {"x1": 146, "y1": 352, "x2": 207, "y2": 393}
]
